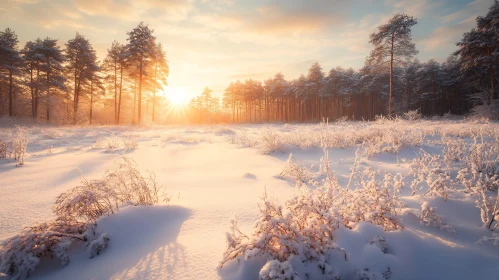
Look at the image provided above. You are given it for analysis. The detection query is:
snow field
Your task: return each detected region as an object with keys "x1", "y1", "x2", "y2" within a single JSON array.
[{"x1": 1, "y1": 118, "x2": 499, "y2": 279}]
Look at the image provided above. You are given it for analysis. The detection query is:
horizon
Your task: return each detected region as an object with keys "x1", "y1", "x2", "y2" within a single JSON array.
[{"x1": 2, "y1": 0, "x2": 493, "y2": 100}]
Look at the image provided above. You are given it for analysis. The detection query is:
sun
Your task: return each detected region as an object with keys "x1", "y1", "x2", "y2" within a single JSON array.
[{"x1": 165, "y1": 86, "x2": 189, "y2": 107}]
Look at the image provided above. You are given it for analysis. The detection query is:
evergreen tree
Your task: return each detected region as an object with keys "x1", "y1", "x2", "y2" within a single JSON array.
[
  {"x1": 65, "y1": 33, "x2": 98, "y2": 124},
  {"x1": 126, "y1": 22, "x2": 157, "y2": 125},
  {"x1": 0, "y1": 28, "x2": 23, "y2": 116},
  {"x1": 368, "y1": 14, "x2": 418, "y2": 116}
]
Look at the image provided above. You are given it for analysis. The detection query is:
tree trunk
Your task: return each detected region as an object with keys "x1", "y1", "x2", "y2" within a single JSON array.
[
  {"x1": 8, "y1": 71, "x2": 13, "y2": 117},
  {"x1": 389, "y1": 32, "x2": 394, "y2": 117},
  {"x1": 117, "y1": 65, "x2": 123, "y2": 124},
  {"x1": 89, "y1": 80, "x2": 93, "y2": 125},
  {"x1": 138, "y1": 58, "x2": 143, "y2": 125}
]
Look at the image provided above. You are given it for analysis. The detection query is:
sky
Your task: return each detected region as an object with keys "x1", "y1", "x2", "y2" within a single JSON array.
[{"x1": 0, "y1": 0, "x2": 494, "y2": 100}]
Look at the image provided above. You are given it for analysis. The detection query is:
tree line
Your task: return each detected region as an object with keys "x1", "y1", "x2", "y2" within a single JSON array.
[
  {"x1": 185, "y1": 3, "x2": 498, "y2": 123},
  {"x1": 0, "y1": 22, "x2": 169, "y2": 125}
]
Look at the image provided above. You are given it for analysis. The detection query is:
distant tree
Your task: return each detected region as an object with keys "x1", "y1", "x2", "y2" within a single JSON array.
[
  {"x1": 40, "y1": 38, "x2": 66, "y2": 121},
  {"x1": 126, "y1": 22, "x2": 157, "y2": 125},
  {"x1": 0, "y1": 28, "x2": 23, "y2": 116},
  {"x1": 86, "y1": 65, "x2": 105, "y2": 124},
  {"x1": 368, "y1": 14, "x2": 418, "y2": 116},
  {"x1": 102, "y1": 41, "x2": 125, "y2": 124},
  {"x1": 21, "y1": 39, "x2": 44, "y2": 118},
  {"x1": 152, "y1": 43, "x2": 169, "y2": 122},
  {"x1": 456, "y1": 1, "x2": 499, "y2": 104},
  {"x1": 65, "y1": 33, "x2": 98, "y2": 124}
]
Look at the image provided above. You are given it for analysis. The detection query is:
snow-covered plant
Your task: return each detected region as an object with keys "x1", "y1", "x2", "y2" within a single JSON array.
[
  {"x1": 0, "y1": 157, "x2": 165, "y2": 279},
  {"x1": 442, "y1": 137, "x2": 466, "y2": 168},
  {"x1": 0, "y1": 221, "x2": 88, "y2": 280},
  {"x1": 279, "y1": 154, "x2": 310, "y2": 184},
  {"x1": 475, "y1": 188, "x2": 499, "y2": 231},
  {"x1": 220, "y1": 191, "x2": 346, "y2": 271},
  {"x1": 340, "y1": 169, "x2": 404, "y2": 231},
  {"x1": 259, "y1": 260, "x2": 300, "y2": 280},
  {"x1": 369, "y1": 236, "x2": 389, "y2": 253},
  {"x1": 403, "y1": 109, "x2": 422, "y2": 121},
  {"x1": 88, "y1": 233, "x2": 109, "y2": 258},
  {"x1": 106, "y1": 138, "x2": 120, "y2": 150},
  {"x1": 410, "y1": 150, "x2": 453, "y2": 200},
  {"x1": 103, "y1": 157, "x2": 164, "y2": 205},
  {"x1": 0, "y1": 127, "x2": 28, "y2": 166},
  {"x1": 54, "y1": 179, "x2": 119, "y2": 226},
  {"x1": 419, "y1": 202, "x2": 455, "y2": 232},
  {"x1": 123, "y1": 134, "x2": 138, "y2": 150},
  {"x1": 260, "y1": 129, "x2": 284, "y2": 154}
]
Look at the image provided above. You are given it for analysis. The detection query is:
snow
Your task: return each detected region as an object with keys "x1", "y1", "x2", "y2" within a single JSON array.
[{"x1": 1, "y1": 119, "x2": 499, "y2": 279}]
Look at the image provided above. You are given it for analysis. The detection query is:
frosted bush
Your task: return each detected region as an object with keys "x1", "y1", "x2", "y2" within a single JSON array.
[
  {"x1": 259, "y1": 260, "x2": 300, "y2": 280},
  {"x1": 260, "y1": 129, "x2": 285, "y2": 154},
  {"x1": 403, "y1": 109, "x2": 422, "y2": 121},
  {"x1": 410, "y1": 150, "x2": 453, "y2": 200},
  {"x1": 279, "y1": 154, "x2": 310, "y2": 184},
  {"x1": 0, "y1": 127, "x2": 29, "y2": 166},
  {"x1": 221, "y1": 156, "x2": 405, "y2": 276},
  {"x1": 442, "y1": 137, "x2": 466, "y2": 168},
  {"x1": 419, "y1": 202, "x2": 455, "y2": 232},
  {"x1": 220, "y1": 191, "x2": 346, "y2": 271},
  {"x1": 0, "y1": 157, "x2": 166, "y2": 279},
  {"x1": 123, "y1": 134, "x2": 139, "y2": 150}
]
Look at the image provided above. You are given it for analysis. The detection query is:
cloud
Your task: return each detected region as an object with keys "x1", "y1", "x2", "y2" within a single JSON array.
[
  {"x1": 420, "y1": 16, "x2": 475, "y2": 51},
  {"x1": 387, "y1": 0, "x2": 443, "y2": 18},
  {"x1": 443, "y1": 0, "x2": 491, "y2": 23}
]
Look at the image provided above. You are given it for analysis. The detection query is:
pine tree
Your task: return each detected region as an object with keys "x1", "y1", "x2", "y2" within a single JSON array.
[
  {"x1": 102, "y1": 41, "x2": 128, "y2": 124},
  {"x1": 456, "y1": 1, "x2": 499, "y2": 104},
  {"x1": 40, "y1": 38, "x2": 66, "y2": 122},
  {"x1": 0, "y1": 28, "x2": 23, "y2": 117},
  {"x1": 65, "y1": 33, "x2": 98, "y2": 124},
  {"x1": 368, "y1": 14, "x2": 418, "y2": 117},
  {"x1": 126, "y1": 22, "x2": 157, "y2": 125},
  {"x1": 21, "y1": 38, "x2": 44, "y2": 119},
  {"x1": 152, "y1": 43, "x2": 169, "y2": 122}
]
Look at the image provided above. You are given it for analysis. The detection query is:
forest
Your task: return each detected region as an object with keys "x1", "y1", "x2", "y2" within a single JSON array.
[{"x1": 1, "y1": 3, "x2": 499, "y2": 124}]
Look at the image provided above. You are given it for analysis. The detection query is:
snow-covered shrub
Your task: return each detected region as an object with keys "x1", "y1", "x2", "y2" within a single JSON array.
[
  {"x1": 369, "y1": 236, "x2": 389, "y2": 254},
  {"x1": 220, "y1": 191, "x2": 346, "y2": 271},
  {"x1": 259, "y1": 260, "x2": 300, "y2": 280},
  {"x1": 260, "y1": 129, "x2": 285, "y2": 154},
  {"x1": 0, "y1": 138, "x2": 7, "y2": 159},
  {"x1": 123, "y1": 134, "x2": 138, "y2": 150},
  {"x1": 419, "y1": 202, "x2": 455, "y2": 232},
  {"x1": 475, "y1": 188, "x2": 499, "y2": 231},
  {"x1": 0, "y1": 221, "x2": 87, "y2": 280},
  {"x1": 0, "y1": 157, "x2": 165, "y2": 279},
  {"x1": 410, "y1": 150, "x2": 453, "y2": 200},
  {"x1": 103, "y1": 157, "x2": 163, "y2": 205},
  {"x1": 88, "y1": 233, "x2": 109, "y2": 258},
  {"x1": 469, "y1": 93, "x2": 499, "y2": 120},
  {"x1": 279, "y1": 154, "x2": 310, "y2": 184},
  {"x1": 106, "y1": 138, "x2": 120, "y2": 150},
  {"x1": 54, "y1": 179, "x2": 119, "y2": 226},
  {"x1": 403, "y1": 109, "x2": 422, "y2": 121},
  {"x1": 340, "y1": 169, "x2": 404, "y2": 231},
  {"x1": 0, "y1": 127, "x2": 28, "y2": 166},
  {"x1": 221, "y1": 159, "x2": 405, "y2": 276},
  {"x1": 442, "y1": 137, "x2": 466, "y2": 168}
]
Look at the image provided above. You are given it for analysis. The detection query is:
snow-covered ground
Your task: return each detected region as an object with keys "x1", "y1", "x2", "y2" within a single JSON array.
[{"x1": 1, "y1": 118, "x2": 499, "y2": 279}]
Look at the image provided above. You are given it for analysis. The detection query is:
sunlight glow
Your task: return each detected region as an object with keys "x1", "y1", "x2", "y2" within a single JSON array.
[{"x1": 165, "y1": 86, "x2": 190, "y2": 107}]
